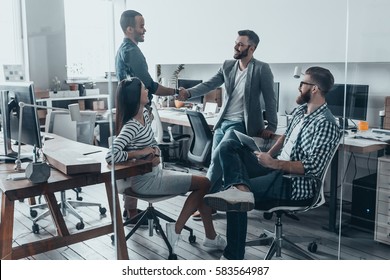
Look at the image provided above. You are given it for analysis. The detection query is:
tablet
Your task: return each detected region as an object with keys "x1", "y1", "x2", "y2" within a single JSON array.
[{"x1": 234, "y1": 130, "x2": 262, "y2": 152}]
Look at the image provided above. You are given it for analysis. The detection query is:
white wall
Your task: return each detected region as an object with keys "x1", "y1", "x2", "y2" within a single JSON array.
[
  {"x1": 25, "y1": 0, "x2": 67, "y2": 91},
  {"x1": 126, "y1": 0, "x2": 390, "y2": 66},
  {"x1": 122, "y1": 0, "x2": 390, "y2": 128}
]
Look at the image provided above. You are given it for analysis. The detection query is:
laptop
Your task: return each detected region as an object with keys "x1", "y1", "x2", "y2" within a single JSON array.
[{"x1": 234, "y1": 130, "x2": 263, "y2": 152}]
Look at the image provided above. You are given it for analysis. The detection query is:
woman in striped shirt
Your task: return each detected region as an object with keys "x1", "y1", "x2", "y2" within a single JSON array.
[{"x1": 105, "y1": 78, "x2": 226, "y2": 253}]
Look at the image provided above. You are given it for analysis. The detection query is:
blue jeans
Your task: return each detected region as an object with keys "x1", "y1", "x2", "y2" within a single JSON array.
[
  {"x1": 217, "y1": 134, "x2": 288, "y2": 260},
  {"x1": 206, "y1": 120, "x2": 246, "y2": 194}
]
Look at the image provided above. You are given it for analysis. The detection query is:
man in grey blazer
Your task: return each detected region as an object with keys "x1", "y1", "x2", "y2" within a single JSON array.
[{"x1": 178, "y1": 30, "x2": 278, "y2": 207}]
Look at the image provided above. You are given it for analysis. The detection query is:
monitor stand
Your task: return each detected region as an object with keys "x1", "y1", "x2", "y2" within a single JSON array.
[{"x1": 338, "y1": 117, "x2": 356, "y2": 131}]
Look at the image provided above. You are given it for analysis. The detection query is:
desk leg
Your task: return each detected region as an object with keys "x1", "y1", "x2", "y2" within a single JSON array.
[
  {"x1": 0, "y1": 192, "x2": 15, "y2": 259},
  {"x1": 324, "y1": 150, "x2": 339, "y2": 233},
  {"x1": 45, "y1": 193, "x2": 70, "y2": 236},
  {"x1": 105, "y1": 182, "x2": 129, "y2": 260}
]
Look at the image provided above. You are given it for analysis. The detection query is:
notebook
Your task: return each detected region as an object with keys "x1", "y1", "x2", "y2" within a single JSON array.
[{"x1": 234, "y1": 130, "x2": 263, "y2": 152}]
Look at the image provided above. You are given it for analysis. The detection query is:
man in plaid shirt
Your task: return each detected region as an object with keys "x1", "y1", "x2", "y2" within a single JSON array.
[{"x1": 204, "y1": 66, "x2": 342, "y2": 260}]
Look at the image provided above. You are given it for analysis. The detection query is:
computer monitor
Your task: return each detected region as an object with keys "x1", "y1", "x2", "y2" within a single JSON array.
[
  {"x1": 178, "y1": 79, "x2": 203, "y2": 104},
  {"x1": 0, "y1": 82, "x2": 42, "y2": 161},
  {"x1": 325, "y1": 84, "x2": 369, "y2": 127},
  {"x1": 261, "y1": 82, "x2": 280, "y2": 121}
]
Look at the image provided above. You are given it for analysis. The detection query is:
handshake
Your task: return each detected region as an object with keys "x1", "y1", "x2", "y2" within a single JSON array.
[{"x1": 175, "y1": 87, "x2": 191, "y2": 101}]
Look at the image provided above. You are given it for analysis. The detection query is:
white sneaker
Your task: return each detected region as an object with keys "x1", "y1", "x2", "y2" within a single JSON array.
[
  {"x1": 220, "y1": 254, "x2": 229, "y2": 260},
  {"x1": 166, "y1": 222, "x2": 180, "y2": 253},
  {"x1": 203, "y1": 234, "x2": 226, "y2": 250},
  {"x1": 204, "y1": 187, "x2": 255, "y2": 212}
]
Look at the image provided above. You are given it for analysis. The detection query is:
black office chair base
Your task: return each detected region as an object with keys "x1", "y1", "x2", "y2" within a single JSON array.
[
  {"x1": 30, "y1": 190, "x2": 107, "y2": 234},
  {"x1": 246, "y1": 212, "x2": 318, "y2": 260},
  {"x1": 112, "y1": 202, "x2": 196, "y2": 260}
]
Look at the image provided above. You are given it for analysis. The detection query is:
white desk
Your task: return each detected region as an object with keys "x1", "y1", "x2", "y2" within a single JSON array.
[
  {"x1": 158, "y1": 108, "x2": 287, "y2": 137},
  {"x1": 37, "y1": 94, "x2": 109, "y2": 108},
  {"x1": 158, "y1": 108, "x2": 218, "y2": 129}
]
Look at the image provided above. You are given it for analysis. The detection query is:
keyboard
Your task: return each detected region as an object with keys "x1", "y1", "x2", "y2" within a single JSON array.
[
  {"x1": 371, "y1": 128, "x2": 390, "y2": 135},
  {"x1": 355, "y1": 129, "x2": 390, "y2": 143}
]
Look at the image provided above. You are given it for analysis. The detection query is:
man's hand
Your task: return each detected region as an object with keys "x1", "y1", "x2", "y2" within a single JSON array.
[
  {"x1": 259, "y1": 129, "x2": 274, "y2": 139},
  {"x1": 177, "y1": 87, "x2": 190, "y2": 101},
  {"x1": 254, "y1": 151, "x2": 277, "y2": 169}
]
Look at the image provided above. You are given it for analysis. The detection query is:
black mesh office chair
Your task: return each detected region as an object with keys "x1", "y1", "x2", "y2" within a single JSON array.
[
  {"x1": 29, "y1": 110, "x2": 106, "y2": 233},
  {"x1": 185, "y1": 110, "x2": 213, "y2": 169},
  {"x1": 246, "y1": 143, "x2": 340, "y2": 259}
]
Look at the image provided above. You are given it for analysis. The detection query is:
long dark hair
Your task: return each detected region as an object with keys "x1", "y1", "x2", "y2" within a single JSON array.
[{"x1": 115, "y1": 78, "x2": 142, "y2": 135}]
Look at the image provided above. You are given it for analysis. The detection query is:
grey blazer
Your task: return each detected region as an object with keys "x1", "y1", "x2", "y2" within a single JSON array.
[{"x1": 188, "y1": 58, "x2": 278, "y2": 136}]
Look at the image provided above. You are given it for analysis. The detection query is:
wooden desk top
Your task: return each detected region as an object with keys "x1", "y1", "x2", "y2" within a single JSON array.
[
  {"x1": 1, "y1": 134, "x2": 152, "y2": 201},
  {"x1": 0, "y1": 133, "x2": 152, "y2": 260}
]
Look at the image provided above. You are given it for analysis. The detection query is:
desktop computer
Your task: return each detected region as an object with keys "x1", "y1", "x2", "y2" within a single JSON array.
[{"x1": 351, "y1": 173, "x2": 377, "y2": 231}]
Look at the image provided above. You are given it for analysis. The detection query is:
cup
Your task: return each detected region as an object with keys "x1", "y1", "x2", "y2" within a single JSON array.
[{"x1": 358, "y1": 121, "x2": 369, "y2": 131}]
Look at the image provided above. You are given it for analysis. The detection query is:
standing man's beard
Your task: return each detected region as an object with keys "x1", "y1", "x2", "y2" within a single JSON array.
[
  {"x1": 296, "y1": 89, "x2": 311, "y2": 105},
  {"x1": 234, "y1": 46, "x2": 249, "y2": 59}
]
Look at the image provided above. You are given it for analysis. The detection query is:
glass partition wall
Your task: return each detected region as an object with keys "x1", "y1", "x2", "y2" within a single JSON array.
[
  {"x1": 338, "y1": 0, "x2": 390, "y2": 260},
  {"x1": 4, "y1": 0, "x2": 388, "y2": 261}
]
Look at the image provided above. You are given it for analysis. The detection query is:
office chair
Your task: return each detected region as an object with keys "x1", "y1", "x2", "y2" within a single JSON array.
[
  {"x1": 186, "y1": 110, "x2": 213, "y2": 169},
  {"x1": 150, "y1": 102, "x2": 190, "y2": 172},
  {"x1": 112, "y1": 188, "x2": 196, "y2": 260},
  {"x1": 246, "y1": 144, "x2": 340, "y2": 259},
  {"x1": 29, "y1": 110, "x2": 106, "y2": 233}
]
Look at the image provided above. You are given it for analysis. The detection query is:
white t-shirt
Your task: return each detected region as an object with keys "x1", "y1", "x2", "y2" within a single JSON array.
[
  {"x1": 278, "y1": 117, "x2": 305, "y2": 161},
  {"x1": 224, "y1": 66, "x2": 247, "y2": 121}
]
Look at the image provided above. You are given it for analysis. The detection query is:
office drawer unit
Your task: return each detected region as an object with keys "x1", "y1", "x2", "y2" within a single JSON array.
[
  {"x1": 375, "y1": 156, "x2": 390, "y2": 245},
  {"x1": 351, "y1": 173, "x2": 377, "y2": 231}
]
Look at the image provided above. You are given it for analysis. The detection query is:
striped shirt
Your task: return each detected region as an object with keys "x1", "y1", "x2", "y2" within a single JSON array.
[
  {"x1": 284, "y1": 103, "x2": 341, "y2": 200},
  {"x1": 105, "y1": 108, "x2": 157, "y2": 164}
]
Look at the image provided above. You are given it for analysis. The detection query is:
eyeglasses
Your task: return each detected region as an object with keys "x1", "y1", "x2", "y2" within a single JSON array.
[
  {"x1": 299, "y1": 81, "x2": 317, "y2": 88},
  {"x1": 234, "y1": 41, "x2": 250, "y2": 48}
]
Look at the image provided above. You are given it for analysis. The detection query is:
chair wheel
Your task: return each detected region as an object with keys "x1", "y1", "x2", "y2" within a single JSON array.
[
  {"x1": 308, "y1": 242, "x2": 317, "y2": 253},
  {"x1": 188, "y1": 235, "x2": 196, "y2": 243},
  {"x1": 123, "y1": 209, "x2": 128, "y2": 218},
  {"x1": 110, "y1": 234, "x2": 115, "y2": 244},
  {"x1": 263, "y1": 212, "x2": 273, "y2": 220},
  {"x1": 99, "y1": 207, "x2": 107, "y2": 215},
  {"x1": 76, "y1": 222, "x2": 85, "y2": 230},
  {"x1": 77, "y1": 197, "x2": 83, "y2": 201},
  {"x1": 32, "y1": 224, "x2": 40, "y2": 234},
  {"x1": 168, "y1": 253, "x2": 177, "y2": 260},
  {"x1": 30, "y1": 209, "x2": 38, "y2": 218}
]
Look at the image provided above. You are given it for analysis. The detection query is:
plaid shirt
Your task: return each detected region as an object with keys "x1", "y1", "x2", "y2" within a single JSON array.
[{"x1": 284, "y1": 103, "x2": 341, "y2": 200}]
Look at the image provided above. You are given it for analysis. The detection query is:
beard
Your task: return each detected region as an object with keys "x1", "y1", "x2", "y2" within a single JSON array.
[
  {"x1": 135, "y1": 32, "x2": 144, "y2": 43},
  {"x1": 296, "y1": 89, "x2": 311, "y2": 105},
  {"x1": 234, "y1": 46, "x2": 249, "y2": 59}
]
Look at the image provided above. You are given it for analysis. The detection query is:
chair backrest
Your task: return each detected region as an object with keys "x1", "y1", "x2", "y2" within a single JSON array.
[
  {"x1": 310, "y1": 142, "x2": 340, "y2": 209},
  {"x1": 150, "y1": 102, "x2": 164, "y2": 143},
  {"x1": 46, "y1": 110, "x2": 97, "y2": 145},
  {"x1": 186, "y1": 110, "x2": 213, "y2": 166}
]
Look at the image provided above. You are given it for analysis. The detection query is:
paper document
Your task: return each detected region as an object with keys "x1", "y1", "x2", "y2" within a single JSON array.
[{"x1": 234, "y1": 130, "x2": 262, "y2": 152}]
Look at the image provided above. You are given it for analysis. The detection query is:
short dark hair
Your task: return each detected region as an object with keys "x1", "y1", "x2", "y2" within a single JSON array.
[
  {"x1": 115, "y1": 77, "x2": 142, "y2": 134},
  {"x1": 305, "y1": 66, "x2": 334, "y2": 94},
  {"x1": 238, "y1": 30, "x2": 260, "y2": 49},
  {"x1": 120, "y1": 10, "x2": 142, "y2": 33}
]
